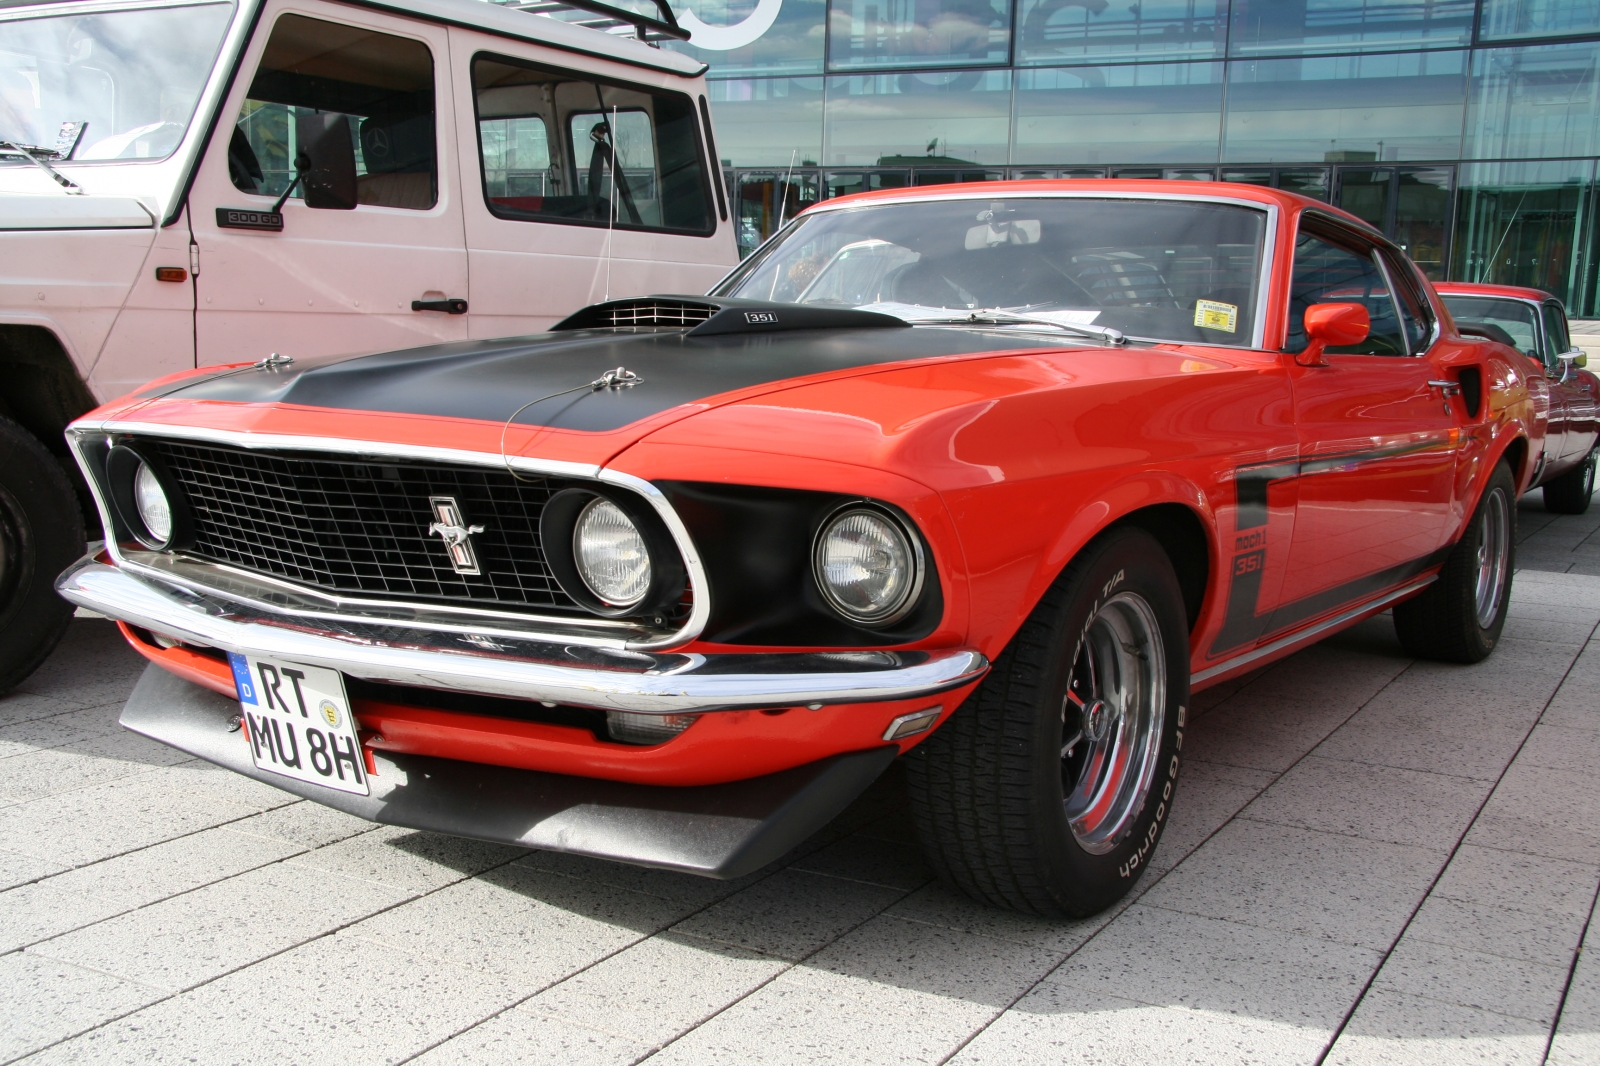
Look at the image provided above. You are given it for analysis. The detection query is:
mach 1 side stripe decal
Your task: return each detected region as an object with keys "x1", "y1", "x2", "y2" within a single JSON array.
[{"x1": 1206, "y1": 437, "x2": 1456, "y2": 660}]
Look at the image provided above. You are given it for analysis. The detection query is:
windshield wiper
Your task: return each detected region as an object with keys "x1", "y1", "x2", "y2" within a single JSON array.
[
  {"x1": 0, "y1": 140, "x2": 83, "y2": 194},
  {"x1": 908, "y1": 309, "x2": 1127, "y2": 347}
]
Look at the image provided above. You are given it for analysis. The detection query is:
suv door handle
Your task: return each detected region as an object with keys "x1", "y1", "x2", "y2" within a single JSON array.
[{"x1": 412, "y1": 297, "x2": 468, "y2": 314}]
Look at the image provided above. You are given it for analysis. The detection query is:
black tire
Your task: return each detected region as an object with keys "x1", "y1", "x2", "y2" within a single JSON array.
[
  {"x1": 905, "y1": 525, "x2": 1189, "y2": 918},
  {"x1": 1393, "y1": 462, "x2": 1516, "y2": 664},
  {"x1": 0, "y1": 415, "x2": 85, "y2": 695},
  {"x1": 1543, "y1": 448, "x2": 1596, "y2": 515}
]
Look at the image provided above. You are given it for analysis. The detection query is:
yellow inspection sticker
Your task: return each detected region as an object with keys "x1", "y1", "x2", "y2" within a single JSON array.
[{"x1": 1193, "y1": 299, "x2": 1238, "y2": 333}]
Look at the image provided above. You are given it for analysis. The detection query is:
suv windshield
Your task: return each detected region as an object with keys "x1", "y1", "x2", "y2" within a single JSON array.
[
  {"x1": 714, "y1": 196, "x2": 1269, "y2": 346},
  {"x1": 1, "y1": 2, "x2": 233, "y2": 162}
]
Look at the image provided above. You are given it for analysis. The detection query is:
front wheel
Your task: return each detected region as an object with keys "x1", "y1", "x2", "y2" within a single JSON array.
[
  {"x1": 0, "y1": 415, "x2": 86, "y2": 694},
  {"x1": 1393, "y1": 462, "x2": 1515, "y2": 664},
  {"x1": 1543, "y1": 448, "x2": 1596, "y2": 515},
  {"x1": 906, "y1": 526, "x2": 1188, "y2": 918}
]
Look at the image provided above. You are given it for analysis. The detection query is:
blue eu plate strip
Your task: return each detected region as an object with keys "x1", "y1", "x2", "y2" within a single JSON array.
[{"x1": 228, "y1": 652, "x2": 257, "y2": 704}]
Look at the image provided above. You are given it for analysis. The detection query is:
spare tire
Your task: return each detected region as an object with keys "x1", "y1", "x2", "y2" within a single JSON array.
[{"x1": 0, "y1": 415, "x2": 85, "y2": 694}]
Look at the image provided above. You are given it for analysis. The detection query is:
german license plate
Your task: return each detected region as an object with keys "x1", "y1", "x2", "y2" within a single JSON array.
[{"x1": 228, "y1": 653, "x2": 369, "y2": 796}]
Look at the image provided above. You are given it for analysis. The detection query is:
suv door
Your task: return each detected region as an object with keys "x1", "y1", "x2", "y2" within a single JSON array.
[
  {"x1": 447, "y1": 29, "x2": 733, "y2": 337},
  {"x1": 1274, "y1": 220, "x2": 1462, "y2": 625},
  {"x1": 189, "y1": 3, "x2": 469, "y2": 366},
  {"x1": 1544, "y1": 300, "x2": 1598, "y2": 466}
]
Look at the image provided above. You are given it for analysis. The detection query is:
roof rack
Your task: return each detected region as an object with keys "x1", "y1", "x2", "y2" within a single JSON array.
[{"x1": 489, "y1": 0, "x2": 690, "y2": 41}]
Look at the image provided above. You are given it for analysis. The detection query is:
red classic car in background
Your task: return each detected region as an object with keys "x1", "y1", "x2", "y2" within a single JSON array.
[
  {"x1": 58, "y1": 181, "x2": 1542, "y2": 917},
  {"x1": 1435, "y1": 282, "x2": 1597, "y2": 514}
]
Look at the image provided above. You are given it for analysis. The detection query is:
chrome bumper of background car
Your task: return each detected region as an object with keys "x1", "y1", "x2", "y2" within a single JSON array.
[{"x1": 57, "y1": 557, "x2": 989, "y2": 715}]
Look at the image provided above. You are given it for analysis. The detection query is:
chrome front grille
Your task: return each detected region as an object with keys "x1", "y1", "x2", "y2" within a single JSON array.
[{"x1": 147, "y1": 439, "x2": 585, "y2": 613}]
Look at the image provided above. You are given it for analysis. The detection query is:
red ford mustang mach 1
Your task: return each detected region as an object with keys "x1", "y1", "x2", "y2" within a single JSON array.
[{"x1": 59, "y1": 181, "x2": 1541, "y2": 917}]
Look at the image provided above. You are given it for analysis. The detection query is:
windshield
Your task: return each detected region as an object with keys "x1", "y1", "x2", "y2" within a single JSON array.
[
  {"x1": 714, "y1": 196, "x2": 1269, "y2": 346},
  {"x1": 0, "y1": 2, "x2": 233, "y2": 162},
  {"x1": 1441, "y1": 295, "x2": 1539, "y2": 355}
]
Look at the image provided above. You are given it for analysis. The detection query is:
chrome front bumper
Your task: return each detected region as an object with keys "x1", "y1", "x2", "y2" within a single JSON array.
[{"x1": 57, "y1": 557, "x2": 989, "y2": 715}]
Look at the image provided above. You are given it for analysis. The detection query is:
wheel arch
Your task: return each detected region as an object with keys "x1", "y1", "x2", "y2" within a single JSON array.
[{"x1": 0, "y1": 325, "x2": 98, "y2": 460}]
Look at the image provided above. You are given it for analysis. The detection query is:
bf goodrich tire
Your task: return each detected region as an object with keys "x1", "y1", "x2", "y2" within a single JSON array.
[
  {"x1": 905, "y1": 525, "x2": 1189, "y2": 918},
  {"x1": 1543, "y1": 449, "x2": 1596, "y2": 515},
  {"x1": 1393, "y1": 462, "x2": 1516, "y2": 664},
  {"x1": 0, "y1": 416, "x2": 85, "y2": 694}
]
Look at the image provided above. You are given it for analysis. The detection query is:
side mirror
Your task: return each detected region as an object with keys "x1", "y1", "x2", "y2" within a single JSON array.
[
  {"x1": 1296, "y1": 302, "x2": 1370, "y2": 367},
  {"x1": 1559, "y1": 349, "x2": 1589, "y2": 380},
  {"x1": 294, "y1": 112, "x2": 358, "y2": 210}
]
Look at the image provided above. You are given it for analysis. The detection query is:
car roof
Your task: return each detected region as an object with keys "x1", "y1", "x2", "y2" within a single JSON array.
[
  {"x1": 803, "y1": 178, "x2": 1383, "y2": 232},
  {"x1": 1435, "y1": 281, "x2": 1560, "y2": 306},
  {"x1": 0, "y1": 0, "x2": 707, "y2": 78}
]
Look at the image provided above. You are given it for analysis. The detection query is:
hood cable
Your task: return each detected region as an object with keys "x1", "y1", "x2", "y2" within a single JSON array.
[{"x1": 499, "y1": 367, "x2": 642, "y2": 482}]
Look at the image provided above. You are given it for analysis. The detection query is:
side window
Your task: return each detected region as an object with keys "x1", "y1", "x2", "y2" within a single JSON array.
[
  {"x1": 230, "y1": 15, "x2": 436, "y2": 211},
  {"x1": 1544, "y1": 303, "x2": 1572, "y2": 364},
  {"x1": 1379, "y1": 251, "x2": 1433, "y2": 355},
  {"x1": 1286, "y1": 232, "x2": 1407, "y2": 356},
  {"x1": 472, "y1": 53, "x2": 713, "y2": 235}
]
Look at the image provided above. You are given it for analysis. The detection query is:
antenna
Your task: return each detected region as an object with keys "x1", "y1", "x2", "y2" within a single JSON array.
[
  {"x1": 603, "y1": 105, "x2": 618, "y2": 302},
  {"x1": 775, "y1": 149, "x2": 797, "y2": 234}
]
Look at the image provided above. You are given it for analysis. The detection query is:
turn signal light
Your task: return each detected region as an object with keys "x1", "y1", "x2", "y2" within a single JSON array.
[
  {"x1": 154, "y1": 267, "x2": 188, "y2": 282},
  {"x1": 883, "y1": 706, "x2": 942, "y2": 741}
]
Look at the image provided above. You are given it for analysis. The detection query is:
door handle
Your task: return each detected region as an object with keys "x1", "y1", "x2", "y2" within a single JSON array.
[
  {"x1": 1427, "y1": 379, "x2": 1461, "y2": 395},
  {"x1": 412, "y1": 297, "x2": 468, "y2": 314}
]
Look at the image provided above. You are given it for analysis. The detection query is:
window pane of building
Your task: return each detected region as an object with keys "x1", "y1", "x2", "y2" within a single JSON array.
[
  {"x1": 1394, "y1": 166, "x2": 1452, "y2": 279},
  {"x1": 1014, "y1": 61, "x2": 1222, "y2": 166},
  {"x1": 1227, "y1": 0, "x2": 1474, "y2": 56},
  {"x1": 824, "y1": 70, "x2": 1011, "y2": 166},
  {"x1": 1222, "y1": 50, "x2": 1467, "y2": 163},
  {"x1": 1015, "y1": 0, "x2": 1225, "y2": 66},
  {"x1": 706, "y1": 77, "x2": 823, "y2": 166},
  {"x1": 1451, "y1": 160, "x2": 1595, "y2": 316},
  {"x1": 827, "y1": 0, "x2": 1011, "y2": 70},
  {"x1": 1463, "y1": 42, "x2": 1600, "y2": 161},
  {"x1": 1278, "y1": 168, "x2": 1330, "y2": 200},
  {"x1": 664, "y1": 0, "x2": 826, "y2": 76},
  {"x1": 1479, "y1": 0, "x2": 1600, "y2": 42}
]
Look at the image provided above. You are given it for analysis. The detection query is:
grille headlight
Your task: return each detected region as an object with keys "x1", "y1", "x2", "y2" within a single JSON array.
[
  {"x1": 133, "y1": 461, "x2": 173, "y2": 544},
  {"x1": 573, "y1": 497, "x2": 652, "y2": 608},
  {"x1": 813, "y1": 506, "x2": 922, "y2": 625}
]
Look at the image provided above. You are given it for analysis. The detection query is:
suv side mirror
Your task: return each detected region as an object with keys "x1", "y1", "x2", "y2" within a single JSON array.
[
  {"x1": 295, "y1": 112, "x2": 358, "y2": 210},
  {"x1": 1296, "y1": 302, "x2": 1370, "y2": 367}
]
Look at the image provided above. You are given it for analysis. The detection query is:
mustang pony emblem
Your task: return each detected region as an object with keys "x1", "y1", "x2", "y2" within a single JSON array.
[{"x1": 428, "y1": 496, "x2": 486, "y2": 575}]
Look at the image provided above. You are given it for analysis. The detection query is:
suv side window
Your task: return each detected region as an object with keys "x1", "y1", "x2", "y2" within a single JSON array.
[
  {"x1": 229, "y1": 15, "x2": 437, "y2": 210},
  {"x1": 1286, "y1": 230, "x2": 1407, "y2": 356},
  {"x1": 473, "y1": 53, "x2": 713, "y2": 235},
  {"x1": 1544, "y1": 302, "x2": 1573, "y2": 366}
]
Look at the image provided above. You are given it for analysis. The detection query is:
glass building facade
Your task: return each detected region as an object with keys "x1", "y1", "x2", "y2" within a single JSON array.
[{"x1": 663, "y1": 0, "x2": 1600, "y2": 314}]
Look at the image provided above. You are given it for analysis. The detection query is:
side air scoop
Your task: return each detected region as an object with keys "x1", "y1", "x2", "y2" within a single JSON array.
[{"x1": 550, "y1": 296, "x2": 910, "y2": 337}]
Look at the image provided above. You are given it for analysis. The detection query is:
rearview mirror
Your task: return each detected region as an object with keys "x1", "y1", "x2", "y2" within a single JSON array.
[
  {"x1": 1296, "y1": 302, "x2": 1370, "y2": 367},
  {"x1": 965, "y1": 219, "x2": 1040, "y2": 250},
  {"x1": 1559, "y1": 348, "x2": 1589, "y2": 381},
  {"x1": 295, "y1": 112, "x2": 358, "y2": 211}
]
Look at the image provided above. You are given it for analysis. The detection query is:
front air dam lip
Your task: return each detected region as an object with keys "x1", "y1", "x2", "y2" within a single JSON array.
[{"x1": 120, "y1": 664, "x2": 899, "y2": 879}]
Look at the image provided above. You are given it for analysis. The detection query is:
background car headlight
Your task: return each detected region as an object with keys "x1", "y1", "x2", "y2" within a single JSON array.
[
  {"x1": 133, "y1": 461, "x2": 173, "y2": 544},
  {"x1": 573, "y1": 497, "x2": 652, "y2": 607},
  {"x1": 813, "y1": 507, "x2": 922, "y2": 624}
]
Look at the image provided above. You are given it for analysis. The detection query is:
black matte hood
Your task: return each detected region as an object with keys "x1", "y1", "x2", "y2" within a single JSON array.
[{"x1": 157, "y1": 318, "x2": 1078, "y2": 434}]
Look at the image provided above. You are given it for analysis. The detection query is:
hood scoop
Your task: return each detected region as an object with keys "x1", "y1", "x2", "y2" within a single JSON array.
[{"x1": 551, "y1": 296, "x2": 910, "y2": 338}]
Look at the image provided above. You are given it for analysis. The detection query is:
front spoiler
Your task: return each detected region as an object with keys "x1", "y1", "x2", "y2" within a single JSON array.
[
  {"x1": 122, "y1": 665, "x2": 898, "y2": 878},
  {"x1": 58, "y1": 556, "x2": 988, "y2": 715}
]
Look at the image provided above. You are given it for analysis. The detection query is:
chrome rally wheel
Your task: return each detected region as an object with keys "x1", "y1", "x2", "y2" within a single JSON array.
[
  {"x1": 1473, "y1": 484, "x2": 1509, "y2": 630},
  {"x1": 1061, "y1": 591, "x2": 1166, "y2": 855}
]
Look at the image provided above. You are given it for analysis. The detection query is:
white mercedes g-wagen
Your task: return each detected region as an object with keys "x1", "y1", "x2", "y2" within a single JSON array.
[{"x1": 0, "y1": 0, "x2": 736, "y2": 687}]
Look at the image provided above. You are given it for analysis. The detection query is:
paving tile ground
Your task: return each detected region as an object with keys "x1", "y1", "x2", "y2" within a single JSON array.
[{"x1": 5, "y1": 494, "x2": 1600, "y2": 1065}]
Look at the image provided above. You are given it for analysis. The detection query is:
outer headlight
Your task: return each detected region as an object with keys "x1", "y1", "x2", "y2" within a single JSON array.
[
  {"x1": 573, "y1": 496, "x2": 652, "y2": 608},
  {"x1": 813, "y1": 506, "x2": 923, "y2": 625},
  {"x1": 133, "y1": 461, "x2": 173, "y2": 544}
]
